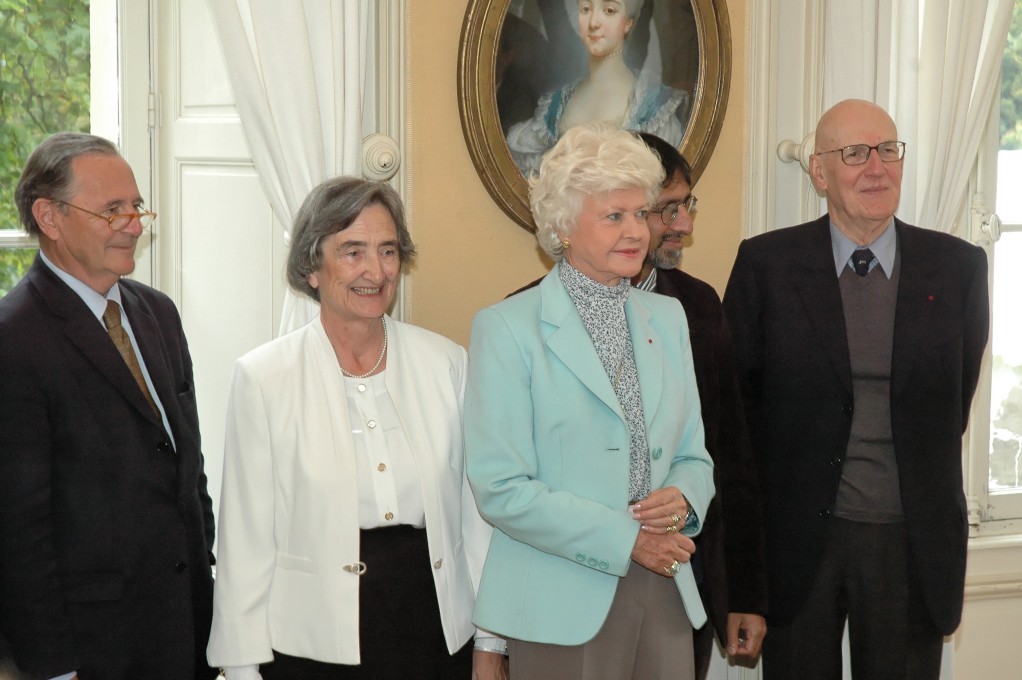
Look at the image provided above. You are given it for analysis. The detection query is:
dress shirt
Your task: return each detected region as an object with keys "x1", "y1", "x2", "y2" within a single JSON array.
[{"x1": 830, "y1": 219, "x2": 897, "y2": 279}]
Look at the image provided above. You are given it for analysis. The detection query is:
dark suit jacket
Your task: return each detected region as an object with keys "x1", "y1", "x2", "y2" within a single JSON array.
[
  {"x1": 722, "y1": 216, "x2": 989, "y2": 634},
  {"x1": 508, "y1": 270, "x2": 768, "y2": 642},
  {"x1": 0, "y1": 256, "x2": 216, "y2": 679},
  {"x1": 654, "y1": 268, "x2": 767, "y2": 643}
]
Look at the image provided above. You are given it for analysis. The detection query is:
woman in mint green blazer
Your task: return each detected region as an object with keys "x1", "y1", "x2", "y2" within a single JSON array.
[{"x1": 465, "y1": 124, "x2": 714, "y2": 680}]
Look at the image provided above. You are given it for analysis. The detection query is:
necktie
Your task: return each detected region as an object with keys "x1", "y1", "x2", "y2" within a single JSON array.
[
  {"x1": 103, "y1": 300, "x2": 158, "y2": 414},
  {"x1": 851, "y1": 248, "x2": 876, "y2": 277}
]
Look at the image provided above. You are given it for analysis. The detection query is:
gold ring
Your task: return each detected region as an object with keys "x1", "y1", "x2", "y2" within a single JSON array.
[
  {"x1": 667, "y1": 560, "x2": 681, "y2": 575},
  {"x1": 670, "y1": 513, "x2": 683, "y2": 524},
  {"x1": 666, "y1": 524, "x2": 678, "y2": 534}
]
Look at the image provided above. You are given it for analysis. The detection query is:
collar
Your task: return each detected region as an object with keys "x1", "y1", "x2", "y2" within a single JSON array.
[
  {"x1": 635, "y1": 268, "x2": 658, "y2": 292},
  {"x1": 829, "y1": 218, "x2": 897, "y2": 278},
  {"x1": 39, "y1": 250, "x2": 123, "y2": 324}
]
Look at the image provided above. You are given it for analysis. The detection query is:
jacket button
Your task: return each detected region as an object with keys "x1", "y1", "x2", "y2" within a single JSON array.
[
  {"x1": 175, "y1": 561, "x2": 187, "y2": 573},
  {"x1": 819, "y1": 509, "x2": 832, "y2": 518},
  {"x1": 651, "y1": 447, "x2": 663, "y2": 460},
  {"x1": 830, "y1": 457, "x2": 843, "y2": 466},
  {"x1": 575, "y1": 553, "x2": 586, "y2": 563},
  {"x1": 587, "y1": 557, "x2": 598, "y2": 567},
  {"x1": 598, "y1": 560, "x2": 609, "y2": 570},
  {"x1": 841, "y1": 403, "x2": 853, "y2": 414},
  {"x1": 433, "y1": 559, "x2": 443, "y2": 570},
  {"x1": 156, "y1": 440, "x2": 172, "y2": 454}
]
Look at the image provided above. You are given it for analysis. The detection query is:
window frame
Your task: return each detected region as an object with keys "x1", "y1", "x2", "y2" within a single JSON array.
[
  {"x1": 965, "y1": 64, "x2": 1022, "y2": 537},
  {"x1": 0, "y1": 0, "x2": 153, "y2": 283}
]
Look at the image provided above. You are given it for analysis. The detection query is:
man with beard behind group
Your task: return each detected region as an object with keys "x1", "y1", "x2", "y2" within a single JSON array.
[{"x1": 631, "y1": 134, "x2": 767, "y2": 678}]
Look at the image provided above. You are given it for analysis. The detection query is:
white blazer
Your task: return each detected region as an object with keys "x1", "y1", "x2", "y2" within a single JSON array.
[{"x1": 207, "y1": 315, "x2": 491, "y2": 666}]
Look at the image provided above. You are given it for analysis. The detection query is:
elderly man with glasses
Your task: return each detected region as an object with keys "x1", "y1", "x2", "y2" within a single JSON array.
[
  {"x1": 723, "y1": 99, "x2": 989, "y2": 679},
  {"x1": 0, "y1": 132, "x2": 217, "y2": 680}
]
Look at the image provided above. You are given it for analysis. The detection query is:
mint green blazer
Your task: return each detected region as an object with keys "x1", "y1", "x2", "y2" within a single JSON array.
[{"x1": 465, "y1": 268, "x2": 714, "y2": 645}]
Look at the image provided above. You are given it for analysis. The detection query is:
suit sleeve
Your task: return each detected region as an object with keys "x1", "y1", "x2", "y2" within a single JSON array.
[
  {"x1": 464, "y1": 307, "x2": 641, "y2": 577},
  {"x1": 715, "y1": 312, "x2": 768, "y2": 615},
  {"x1": 960, "y1": 245, "x2": 990, "y2": 428},
  {"x1": 206, "y1": 360, "x2": 276, "y2": 666},
  {"x1": 722, "y1": 241, "x2": 766, "y2": 447},
  {"x1": 0, "y1": 341, "x2": 79, "y2": 676}
]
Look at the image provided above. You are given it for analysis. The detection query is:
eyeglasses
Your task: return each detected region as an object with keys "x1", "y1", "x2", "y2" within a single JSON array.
[
  {"x1": 650, "y1": 195, "x2": 698, "y2": 226},
  {"x1": 815, "y1": 141, "x2": 906, "y2": 166},
  {"x1": 54, "y1": 200, "x2": 157, "y2": 231}
]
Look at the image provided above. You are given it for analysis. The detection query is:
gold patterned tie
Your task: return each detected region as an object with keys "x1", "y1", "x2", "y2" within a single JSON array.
[{"x1": 103, "y1": 300, "x2": 158, "y2": 414}]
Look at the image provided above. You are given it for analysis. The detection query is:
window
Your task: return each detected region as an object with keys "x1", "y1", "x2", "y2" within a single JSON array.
[
  {"x1": 972, "y1": 0, "x2": 1022, "y2": 529},
  {"x1": 0, "y1": 0, "x2": 135, "y2": 297}
]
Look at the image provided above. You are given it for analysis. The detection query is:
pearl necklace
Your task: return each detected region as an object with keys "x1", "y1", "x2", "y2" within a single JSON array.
[{"x1": 340, "y1": 318, "x2": 388, "y2": 379}]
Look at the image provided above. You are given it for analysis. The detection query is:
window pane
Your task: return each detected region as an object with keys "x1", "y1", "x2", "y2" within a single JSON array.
[
  {"x1": 0, "y1": 247, "x2": 38, "y2": 298},
  {"x1": 0, "y1": 2, "x2": 90, "y2": 289},
  {"x1": 990, "y1": 0, "x2": 1022, "y2": 501}
]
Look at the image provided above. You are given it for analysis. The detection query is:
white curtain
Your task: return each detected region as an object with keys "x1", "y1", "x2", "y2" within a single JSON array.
[
  {"x1": 207, "y1": 0, "x2": 372, "y2": 334},
  {"x1": 892, "y1": 0, "x2": 1014, "y2": 231},
  {"x1": 822, "y1": 0, "x2": 1013, "y2": 232}
]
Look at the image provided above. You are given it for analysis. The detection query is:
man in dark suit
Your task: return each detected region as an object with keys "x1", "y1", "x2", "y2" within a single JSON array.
[
  {"x1": 0, "y1": 132, "x2": 216, "y2": 680},
  {"x1": 633, "y1": 134, "x2": 767, "y2": 679},
  {"x1": 509, "y1": 134, "x2": 768, "y2": 679},
  {"x1": 723, "y1": 100, "x2": 989, "y2": 679}
]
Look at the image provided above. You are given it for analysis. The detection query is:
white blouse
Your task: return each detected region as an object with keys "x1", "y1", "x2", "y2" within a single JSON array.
[{"x1": 345, "y1": 371, "x2": 425, "y2": 529}]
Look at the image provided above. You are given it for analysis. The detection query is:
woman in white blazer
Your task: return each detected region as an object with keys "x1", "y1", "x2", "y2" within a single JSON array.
[
  {"x1": 207, "y1": 178, "x2": 505, "y2": 680},
  {"x1": 465, "y1": 124, "x2": 714, "y2": 680}
]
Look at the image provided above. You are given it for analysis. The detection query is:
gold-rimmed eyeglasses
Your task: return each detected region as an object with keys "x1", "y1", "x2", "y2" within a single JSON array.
[
  {"x1": 815, "y1": 141, "x2": 906, "y2": 166},
  {"x1": 54, "y1": 200, "x2": 157, "y2": 231},
  {"x1": 649, "y1": 195, "x2": 698, "y2": 226}
]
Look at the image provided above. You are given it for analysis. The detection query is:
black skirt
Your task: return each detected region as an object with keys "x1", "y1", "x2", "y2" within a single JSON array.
[{"x1": 260, "y1": 525, "x2": 472, "y2": 680}]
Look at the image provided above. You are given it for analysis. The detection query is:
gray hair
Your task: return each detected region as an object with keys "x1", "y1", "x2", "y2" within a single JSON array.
[
  {"x1": 575, "y1": 0, "x2": 642, "y2": 19},
  {"x1": 15, "y1": 132, "x2": 120, "y2": 237},
  {"x1": 530, "y1": 122, "x2": 664, "y2": 259},
  {"x1": 286, "y1": 176, "x2": 416, "y2": 302}
]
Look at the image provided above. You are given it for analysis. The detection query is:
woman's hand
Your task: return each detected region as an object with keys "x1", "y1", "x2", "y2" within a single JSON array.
[
  {"x1": 629, "y1": 485, "x2": 690, "y2": 535},
  {"x1": 630, "y1": 528, "x2": 696, "y2": 577},
  {"x1": 472, "y1": 649, "x2": 509, "y2": 680}
]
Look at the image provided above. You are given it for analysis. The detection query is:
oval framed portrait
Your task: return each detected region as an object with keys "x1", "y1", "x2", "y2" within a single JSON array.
[{"x1": 458, "y1": 0, "x2": 732, "y2": 232}]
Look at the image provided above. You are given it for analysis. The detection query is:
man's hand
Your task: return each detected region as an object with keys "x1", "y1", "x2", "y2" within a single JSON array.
[{"x1": 726, "y1": 612, "x2": 766, "y2": 658}]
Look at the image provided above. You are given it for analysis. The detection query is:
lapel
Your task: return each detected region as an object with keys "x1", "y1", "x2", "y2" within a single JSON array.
[
  {"x1": 793, "y1": 217, "x2": 853, "y2": 395},
  {"x1": 540, "y1": 270, "x2": 624, "y2": 422},
  {"x1": 384, "y1": 317, "x2": 443, "y2": 523},
  {"x1": 120, "y1": 283, "x2": 174, "y2": 429},
  {"x1": 890, "y1": 220, "x2": 942, "y2": 397},
  {"x1": 27, "y1": 259, "x2": 164, "y2": 427},
  {"x1": 538, "y1": 268, "x2": 663, "y2": 427}
]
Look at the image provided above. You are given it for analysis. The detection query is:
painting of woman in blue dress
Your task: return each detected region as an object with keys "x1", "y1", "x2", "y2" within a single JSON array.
[{"x1": 501, "y1": 0, "x2": 696, "y2": 176}]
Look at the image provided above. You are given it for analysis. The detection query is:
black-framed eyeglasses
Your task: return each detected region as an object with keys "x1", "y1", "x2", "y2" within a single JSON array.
[
  {"x1": 54, "y1": 200, "x2": 157, "y2": 231},
  {"x1": 650, "y1": 195, "x2": 698, "y2": 226},
  {"x1": 815, "y1": 141, "x2": 906, "y2": 166}
]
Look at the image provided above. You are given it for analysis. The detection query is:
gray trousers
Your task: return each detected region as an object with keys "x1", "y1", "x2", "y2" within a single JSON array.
[{"x1": 509, "y1": 563, "x2": 695, "y2": 680}]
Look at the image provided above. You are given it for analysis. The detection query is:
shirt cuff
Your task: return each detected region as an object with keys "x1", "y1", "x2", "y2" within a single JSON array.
[
  {"x1": 222, "y1": 665, "x2": 262, "y2": 680},
  {"x1": 474, "y1": 636, "x2": 508, "y2": 656}
]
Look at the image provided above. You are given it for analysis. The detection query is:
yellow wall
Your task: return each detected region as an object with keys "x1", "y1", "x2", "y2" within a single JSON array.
[{"x1": 407, "y1": 0, "x2": 747, "y2": 346}]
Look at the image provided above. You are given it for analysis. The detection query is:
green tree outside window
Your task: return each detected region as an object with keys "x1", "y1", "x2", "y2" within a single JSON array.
[{"x1": 1, "y1": 0, "x2": 90, "y2": 296}]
